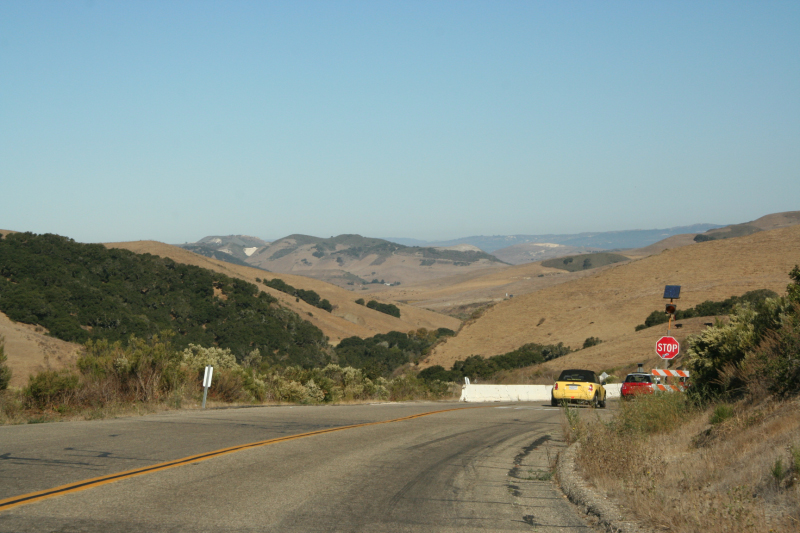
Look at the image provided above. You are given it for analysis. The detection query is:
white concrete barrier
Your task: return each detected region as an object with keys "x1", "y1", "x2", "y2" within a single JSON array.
[
  {"x1": 459, "y1": 382, "x2": 622, "y2": 402},
  {"x1": 460, "y1": 384, "x2": 552, "y2": 402}
]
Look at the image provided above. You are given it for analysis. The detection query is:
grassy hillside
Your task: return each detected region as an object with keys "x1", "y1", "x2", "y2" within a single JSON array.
[
  {"x1": 259, "y1": 233, "x2": 502, "y2": 264},
  {"x1": 692, "y1": 210, "x2": 800, "y2": 243},
  {"x1": 241, "y1": 233, "x2": 506, "y2": 288},
  {"x1": 106, "y1": 240, "x2": 461, "y2": 342},
  {"x1": 694, "y1": 222, "x2": 762, "y2": 242},
  {"x1": 0, "y1": 311, "x2": 81, "y2": 388},
  {"x1": 541, "y1": 252, "x2": 629, "y2": 272},
  {"x1": 0, "y1": 232, "x2": 328, "y2": 367},
  {"x1": 424, "y1": 224, "x2": 800, "y2": 370}
]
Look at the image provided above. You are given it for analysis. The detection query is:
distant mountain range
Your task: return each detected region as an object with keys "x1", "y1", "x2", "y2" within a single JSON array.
[
  {"x1": 178, "y1": 234, "x2": 505, "y2": 287},
  {"x1": 177, "y1": 212, "x2": 800, "y2": 279},
  {"x1": 180, "y1": 235, "x2": 270, "y2": 268},
  {"x1": 386, "y1": 224, "x2": 723, "y2": 253}
]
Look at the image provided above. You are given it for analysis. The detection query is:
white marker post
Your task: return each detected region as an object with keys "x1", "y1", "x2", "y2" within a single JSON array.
[{"x1": 202, "y1": 365, "x2": 214, "y2": 409}]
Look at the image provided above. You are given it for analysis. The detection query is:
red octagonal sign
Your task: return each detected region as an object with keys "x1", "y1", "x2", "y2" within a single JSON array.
[{"x1": 655, "y1": 336, "x2": 680, "y2": 359}]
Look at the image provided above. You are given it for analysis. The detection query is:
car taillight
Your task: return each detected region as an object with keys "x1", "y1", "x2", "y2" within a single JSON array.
[
  {"x1": 554, "y1": 383, "x2": 558, "y2": 390},
  {"x1": 588, "y1": 384, "x2": 593, "y2": 392}
]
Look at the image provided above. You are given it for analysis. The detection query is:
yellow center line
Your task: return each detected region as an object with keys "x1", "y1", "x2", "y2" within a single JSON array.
[{"x1": 0, "y1": 404, "x2": 490, "y2": 513}]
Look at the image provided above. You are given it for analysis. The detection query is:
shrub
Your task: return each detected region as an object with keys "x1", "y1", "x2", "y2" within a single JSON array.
[
  {"x1": 686, "y1": 308, "x2": 760, "y2": 397},
  {"x1": 614, "y1": 391, "x2": 692, "y2": 436},
  {"x1": 76, "y1": 333, "x2": 191, "y2": 404},
  {"x1": 744, "y1": 306, "x2": 800, "y2": 398},
  {"x1": 181, "y1": 344, "x2": 239, "y2": 371},
  {"x1": 582, "y1": 336, "x2": 602, "y2": 349},
  {"x1": 25, "y1": 370, "x2": 80, "y2": 409},
  {"x1": 0, "y1": 336, "x2": 11, "y2": 391},
  {"x1": 710, "y1": 403, "x2": 735, "y2": 425},
  {"x1": 209, "y1": 368, "x2": 250, "y2": 402},
  {"x1": 366, "y1": 300, "x2": 401, "y2": 318},
  {"x1": 418, "y1": 365, "x2": 456, "y2": 382}
]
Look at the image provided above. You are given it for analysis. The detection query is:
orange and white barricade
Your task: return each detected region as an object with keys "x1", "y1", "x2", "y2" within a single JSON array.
[{"x1": 651, "y1": 369, "x2": 690, "y2": 392}]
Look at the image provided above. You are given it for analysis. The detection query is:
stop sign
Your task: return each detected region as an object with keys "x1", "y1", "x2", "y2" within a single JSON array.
[{"x1": 655, "y1": 336, "x2": 680, "y2": 359}]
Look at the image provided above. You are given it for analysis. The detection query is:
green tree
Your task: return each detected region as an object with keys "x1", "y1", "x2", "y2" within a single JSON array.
[
  {"x1": 366, "y1": 300, "x2": 401, "y2": 318},
  {"x1": 582, "y1": 336, "x2": 602, "y2": 349}
]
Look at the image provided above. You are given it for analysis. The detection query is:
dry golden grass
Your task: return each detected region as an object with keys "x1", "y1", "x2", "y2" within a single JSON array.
[
  {"x1": 0, "y1": 236, "x2": 460, "y2": 385},
  {"x1": 0, "y1": 313, "x2": 82, "y2": 388},
  {"x1": 375, "y1": 258, "x2": 596, "y2": 312},
  {"x1": 424, "y1": 225, "x2": 800, "y2": 371},
  {"x1": 247, "y1": 241, "x2": 507, "y2": 287},
  {"x1": 577, "y1": 396, "x2": 800, "y2": 532}
]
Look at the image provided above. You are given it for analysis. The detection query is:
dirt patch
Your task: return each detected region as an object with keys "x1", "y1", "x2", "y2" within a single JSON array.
[{"x1": 0, "y1": 312, "x2": 82, "y2": 388}]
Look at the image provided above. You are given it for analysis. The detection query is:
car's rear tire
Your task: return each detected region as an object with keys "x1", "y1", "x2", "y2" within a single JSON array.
[
  {"x1": 600, "y1": 395, "x2": 606, "y2": 408},
  {"x1": 551, "y1": 396, "x2": 557, "y2": 407},
  {"x1": 591, "y1": 394, "x2": 598, "y2": 408}
]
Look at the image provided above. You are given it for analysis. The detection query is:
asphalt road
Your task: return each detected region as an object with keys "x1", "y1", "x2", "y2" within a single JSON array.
[{"x1": 0, "y1": 402, "x2": 598, "y2": 532}]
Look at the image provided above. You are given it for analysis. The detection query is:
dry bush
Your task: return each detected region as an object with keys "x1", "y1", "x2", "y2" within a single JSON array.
[
  {"x1": 209, "y1": 369, "x2": 251, "y2": 403},
  {"x1": 576, "y1": 395, "x2": 800, "y2": 532},
  {"x1": 0, "y1": 391, "x2": 25, "y2": 424}
]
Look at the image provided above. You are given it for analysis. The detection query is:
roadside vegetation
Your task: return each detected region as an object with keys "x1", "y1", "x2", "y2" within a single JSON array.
[
  {"x1": 0, "y1": 232, "x2": 465, "y2": 424},
  {"x1": 0, "y1": 232, "x2": 329, "y2": 367},
  {"x1": 0, "y1": 330, "x2": 459, "y2": 424},
  {"x1": 568, "y1": 266, "x2": 800, "y2": 532}
]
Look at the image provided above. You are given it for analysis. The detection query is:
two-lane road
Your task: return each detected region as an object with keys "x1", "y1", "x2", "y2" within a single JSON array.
[{"x1": 0, "y1": 402, "x2": 597, "y2": 532}]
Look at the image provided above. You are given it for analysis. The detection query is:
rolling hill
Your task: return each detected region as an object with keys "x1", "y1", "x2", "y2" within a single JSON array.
[
  {"x1": 692, "y1": 210, "x2": 800, "y2": 243},
  {"x1": 107, "y1": 240, "x2": 460, "y2": 343},
  {"x1": 181, "y1": 233, "x2": 507, "y2": 288},
  {"x1": 0, "y1": 311, "x2": 81, "y2": 388},
  {"x1": 421, "y1": 223, "x2": 800, "y2": 372},
  {"x1": 491, "y1": 242, "x2": 601, "y2": 265}
]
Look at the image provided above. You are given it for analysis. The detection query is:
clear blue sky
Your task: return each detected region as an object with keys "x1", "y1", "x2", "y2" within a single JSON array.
[{"x1": 2, "y1": 1, "x2": 798, "y2": 243}]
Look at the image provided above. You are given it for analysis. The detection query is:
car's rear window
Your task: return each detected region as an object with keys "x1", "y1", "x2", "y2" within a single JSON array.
[
  {"x1": 625, "y1": 374, "x2": 652, "y2": 383},
  {"x1": 557, "y1": 370, "x2": 596, "y2": 383}
]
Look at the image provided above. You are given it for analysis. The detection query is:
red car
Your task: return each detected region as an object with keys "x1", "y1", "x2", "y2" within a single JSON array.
[{"x1": 620, "y1": 373, "x2": 654, "y2": 399}]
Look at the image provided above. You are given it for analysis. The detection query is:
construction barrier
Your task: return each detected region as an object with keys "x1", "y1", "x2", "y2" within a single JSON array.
[
  {"x1": 654, "y1": 384, "x2": 686, "y2": 392},
  {"x1": 651, "y1": 369, "x2": 690, "y2": 378},
  {"x1": 459, "y1": 383, "x2": 622, "y2": 402},
  {"x1": 649, "y1": 369, "x2": 690, "y2": 392}
]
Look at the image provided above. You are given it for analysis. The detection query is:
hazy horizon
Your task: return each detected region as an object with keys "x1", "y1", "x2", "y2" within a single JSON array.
[{"x1": 3, "y1": 2, "x2": 798, "y2": 244}]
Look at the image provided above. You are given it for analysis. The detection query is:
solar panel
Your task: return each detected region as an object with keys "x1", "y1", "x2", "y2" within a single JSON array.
[{"x1": 663, "y1": 285, "x2": 681, "y2": 299}]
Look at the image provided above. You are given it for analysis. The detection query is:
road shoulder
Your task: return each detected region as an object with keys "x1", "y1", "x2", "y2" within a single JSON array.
[{"x1": 557, "y1": 442, "x2": 653, "y2": 533}]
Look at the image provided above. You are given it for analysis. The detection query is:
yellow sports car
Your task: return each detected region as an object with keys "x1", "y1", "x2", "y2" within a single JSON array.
[{"x1": 551, "y1": 369, "x2": 606, "y2": 408}]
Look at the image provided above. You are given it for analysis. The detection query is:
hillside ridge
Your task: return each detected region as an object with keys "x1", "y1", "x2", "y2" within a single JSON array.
[{"x1": 423, "y1": 224, "x2": 800, "y2": 371}]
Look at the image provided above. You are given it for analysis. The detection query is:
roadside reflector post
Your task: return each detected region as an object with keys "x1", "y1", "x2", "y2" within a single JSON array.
[{"x1": 202, "y1": 365, "x2": 214, "y2": 409}]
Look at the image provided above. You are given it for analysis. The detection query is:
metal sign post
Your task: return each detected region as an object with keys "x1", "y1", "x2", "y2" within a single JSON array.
[
  {"x1": 662, "y1": 285, "x2": 681, "y2": 371},
  {"x1": 202, "y1": 365, "x2": 214, "y2": 409}
]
